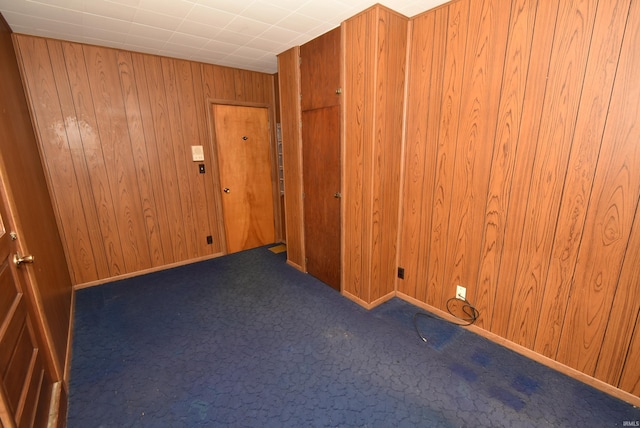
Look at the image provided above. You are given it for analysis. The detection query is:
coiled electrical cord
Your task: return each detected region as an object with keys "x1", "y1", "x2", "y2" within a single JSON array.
[{"x1": 413, "y1": 296, "x2": 479, "y2": 343}]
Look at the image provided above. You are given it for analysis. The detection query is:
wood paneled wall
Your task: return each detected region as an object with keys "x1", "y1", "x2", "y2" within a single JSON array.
[
  {"x1": 342, "y1": 6, "x2": 408, "y2": 306},
  {"x1": 398, "y1": 0, "x2": 640, "y2": 398},
  {"x1": 277, "y1": 46, "x2": 306, "y2": 271},
  {"x1": 13, "y1": 35, "x2": 277, "y2": 286}
]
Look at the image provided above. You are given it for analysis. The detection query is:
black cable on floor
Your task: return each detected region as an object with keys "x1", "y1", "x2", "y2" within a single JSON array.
[{"x1": 413, "y1": 296, "x2": 479, "y2": 343}]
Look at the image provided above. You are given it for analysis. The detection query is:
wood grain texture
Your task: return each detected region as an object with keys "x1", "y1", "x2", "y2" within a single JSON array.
[
  {"x1": 0, "y1": 18, "x2": 68, "y2": 422},
  {"x1": 600, "y1": 196, "x2": 640, "y2": 390},
  {"x1": 130, "y1": 52, "x2": 176, "y2": 264},
  {"x1": 13, "y1": 37, "x2": 100, "y2": 285},
  {"x1": 443, "y1": 0, "x2": 510, "y2": 317},
  {"x1": 14, "y1": 35, "x2": 277, "y2": 285},
  {"x1": 398, "y1": 13, "x2": 437, "y2": 299},
  {"x1": 300, "y1": 27, "x2": 341, "y2": 110},
  {"x1": 277, "y1": 47, "x2": 306, "y2": 271},
  {"x1": 506, "y1": 0, "x2": 597, "y2": 350},
  {"x1": 375, "y1": 9, "x2": 407, "y2": 301},
  {"x1": 342, "y1": 5, "x2": 407, "y2": 303},
  {"x1": 61, "y1": 41, "x2": 128, "y2": 277},
  {"x1": 619, "y1": 308, "x2": 640, "y2": 395},
  {"x1": 535, "y1": 0, "x2": 631, "y2": 359},
  {"x1": 117, "y1": 50, "x2": 165, "y2": 268},
  {"x1": 416, "y1": 9, "x2": 448, "y2": 303},
  {"x1": 342, "y1": 12, "x2": 371, "y2": 299},
  {"x1": 399, "y1": 0, "x2": 640, "y2": 401},
  {"x1": 84, "y1": 44, "x2": 153, "y2": 273},
  {"x1": 213, "y1": 105, "x2": 275, "y2": 253},
  {"x1": 474, "y1": 0, "x2": 537, "y2": 330},
  {"x1": 555, "y1": 0, "x2": 640, "y2": 375},
  {"x1": 425, "y1": 0, "x2": 469, "y2": 308},
  {"x1": 489, "y1": 0, "x2": 559, "y2": 338},
  {"x1": 300, "y1": 28, "x2": 342, "y2": 290},
  {"x1": 302, "y1": 106, "x2": 341, "y2": 290}
]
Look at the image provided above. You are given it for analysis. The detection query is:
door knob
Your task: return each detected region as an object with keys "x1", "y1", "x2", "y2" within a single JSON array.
[
  {"x1": 334, "y1": 192, "x2": 342, "y2": 198},
  {"x1": 14, "y1": 253, "x2": 34, "y2": 267},
  {"x1": 223, "y1": 188, "x2": 230, "y2": 193}
]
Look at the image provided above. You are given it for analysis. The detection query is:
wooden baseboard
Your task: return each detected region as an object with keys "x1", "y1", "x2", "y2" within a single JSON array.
[
  {"x1": 396, "y1": 292, "x2": 640, "y2": 408},
  {"x1": 74, "y1": 252, "x2": 226, "y2": 290},
  {"x1": 342, "y1": 290, "x2": 395, "y2": 309},
  {"x1": 286, "y1": 259, "x2": 306, "y2": 272}
]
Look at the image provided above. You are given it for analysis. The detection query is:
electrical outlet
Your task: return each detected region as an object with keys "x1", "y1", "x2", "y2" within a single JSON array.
[{"x1": 456, "y1": 285, "x2": 466, "y2": 300}]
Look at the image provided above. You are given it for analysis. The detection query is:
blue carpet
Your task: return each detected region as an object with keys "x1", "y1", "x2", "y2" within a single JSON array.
[{"x1": 68, "y1": 246, "x2": 640, "y2": 427}]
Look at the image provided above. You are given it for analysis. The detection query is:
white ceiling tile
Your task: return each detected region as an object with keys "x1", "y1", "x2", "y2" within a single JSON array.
[
  {"x1": 0, "y1": 0, "x2": 447, "y2": 73},
  {"x1": 177, "y1": 20, "x2": 220, "y2": 39},
  {"x1": 230, "y1": 45, "x2": 270, "y2": 59},
  {"x1": 274, "y1": 12, "x2": 323, "y2": 33},
  {"x1": 209, "y1": 29, "x2": 254, "y2": 46},
  {"x1": 133, "y1": 9, "x2": 183, "y2": 30},
  {"x1": 260, "y1": 0, "x2": 309, "y2": 12},
  {"x1": 106, "y1": 0, "x2": 141, "y2": 6},
  {"x1": 2, "y1": 11, "x2": 83, "y2": 33},
  {"x1": 239, "y1": 1, "x2": 289, "y2": 25},
  {"x1": 127, "y1": 22, "x2": 174, "y2": 41},
  {"x1": 243, "y1": 36, "x2": 287, "y2": 52},
  {"x1": 295, "y1": 0, "x2": 356, "y2": 22},
  {"x1": 191, "y1": 0, "x2": 247, "y2": 15},
  {"x1": 167, "y1": 31, "x2": 210, "y2": 49},
  {"x1": 124, "y1": 35, "x2": 167, "y2": 51},
  {"x1": 258, "y1": 25, "x2": 299, "y2": 44},
  {"x1": 162, "y1": 41, "x2": 205, "y2": 56},
  {"x1": 224, "y1": 16, "x2": 270, "y2": 37},
  {"x1": 184, "y1": 4, "x2": 236, "y2": 27},
  {"x1": 137, "y1": 0, "x2": 194, "y2": 18},
  {"x1": 82, "y1": 14, "x2": 131, "y2": 33},
  {"x1": 20, "y1": 0, "x2": 84, "y2": 10},
  {"x1": 82, "y1": 27, "x2": 129, "y2": 44},
  {"x1": 203, "y1": 39, "x2": 241, "y2": 55},
  {"x1": 83, "y1": 0, "x2": 137, "y2": 21},
  {"x1": 5, "y1": 1, "x2": 84, "y2": 24}
]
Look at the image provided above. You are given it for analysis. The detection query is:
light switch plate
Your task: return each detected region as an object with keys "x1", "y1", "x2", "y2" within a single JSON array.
[{"x1": 191, "y1": 145, "x2": 205, "y2": 161}]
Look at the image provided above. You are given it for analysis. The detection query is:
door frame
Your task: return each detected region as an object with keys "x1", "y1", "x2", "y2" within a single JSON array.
[{"x1": 205, "y1": 99, "x2": 282, "y2": 253}]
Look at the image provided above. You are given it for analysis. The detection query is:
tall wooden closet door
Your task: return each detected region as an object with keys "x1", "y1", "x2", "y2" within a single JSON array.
[
  {"x1": 300, "y1": 27, "x2": 342, "y2": 290},
  {"x1": 302, "y1": 106, "x2": 341, "y2": 290}
]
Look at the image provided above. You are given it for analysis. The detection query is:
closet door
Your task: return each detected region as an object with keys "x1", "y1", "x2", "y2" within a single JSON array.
[
  {"x1": 300, "y1": 27, "x2": 341, "y2": 290},
  {"x1": 302, "y1": 106, "x2": 341, "y2": 290}
]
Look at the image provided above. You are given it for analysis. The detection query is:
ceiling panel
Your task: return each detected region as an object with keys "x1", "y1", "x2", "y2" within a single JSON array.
[{"x1": 0, "y1": 0, "x2": 449, "y2": 73}]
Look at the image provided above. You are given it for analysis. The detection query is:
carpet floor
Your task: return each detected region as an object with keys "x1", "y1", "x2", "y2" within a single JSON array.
[{"x1": 68, "y1": 246, "x2": 640, "y2": 427}]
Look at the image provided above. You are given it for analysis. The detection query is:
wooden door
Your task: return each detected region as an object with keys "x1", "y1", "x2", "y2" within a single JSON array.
[
  {"x1": 213, "y1": 104, "x2": 275, "y2": 254},
  {"x1": 300, "y1": 27, "x2": 342, "y2": 291},
  {"x1": 0, "y1": 182, "x2": 54, "y2": 427},
  {"x1": 302, "y1": 106, "x2": 341, "y2": 290}
]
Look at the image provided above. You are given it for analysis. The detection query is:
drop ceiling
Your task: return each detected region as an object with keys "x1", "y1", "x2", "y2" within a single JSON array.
[{"x1": 0, "y1": 0, "x2": 447, "y2": 74}]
